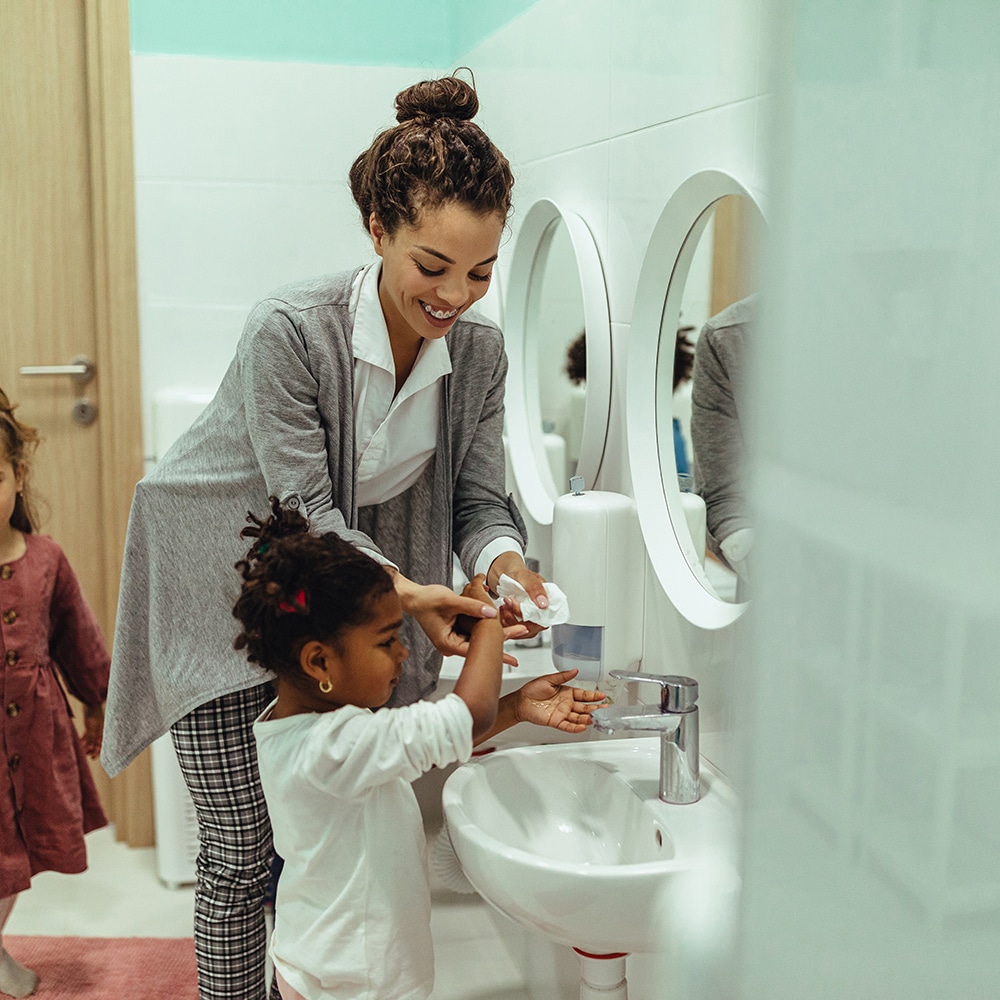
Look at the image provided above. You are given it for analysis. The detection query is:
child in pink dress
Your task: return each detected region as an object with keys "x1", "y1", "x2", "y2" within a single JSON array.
[{"x1": 0, "y1": 389, "x2": 111, "y2": 997}]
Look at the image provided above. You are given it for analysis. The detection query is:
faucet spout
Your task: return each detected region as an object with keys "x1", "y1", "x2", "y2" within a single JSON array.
[
  {"x1": 592, "y1": 672, "x2": 701, "y2": 804},
  {"x1": 591, "y1": 704, "x2": 681, "y2": 735}
]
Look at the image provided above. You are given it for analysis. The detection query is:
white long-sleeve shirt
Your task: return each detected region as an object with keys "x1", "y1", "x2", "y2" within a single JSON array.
[{"x1": 255, "y1": 693, "x2": 474, "y2": 1000}]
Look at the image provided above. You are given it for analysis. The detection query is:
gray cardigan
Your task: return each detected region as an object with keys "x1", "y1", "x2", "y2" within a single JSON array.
[
  {"x1": 690, "y1": 293, "x2": 756, "y2": 553},
  {"x1": 102, "y1": 269, "x2": 526, "y2": 776}
]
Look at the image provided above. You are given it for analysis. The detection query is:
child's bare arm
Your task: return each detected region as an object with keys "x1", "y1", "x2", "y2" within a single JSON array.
[
  {"x1": 451, "y1": 575, "x2": 504, "y2": 741},
  {"x1": 473, "y1": 669, "x2": 607, "y2": 747}
]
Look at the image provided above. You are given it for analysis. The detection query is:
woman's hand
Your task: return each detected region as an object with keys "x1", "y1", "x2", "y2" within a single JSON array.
[
  {"x1": 392, "y1": 571, "x2": 515, "y2": 664},
  {"x1": 487, "y1": 552, "x2": 549, "y2": 641},
  {"x1": 514, "y1": 669, "x2": 607, "y2": 734},
  {"x1": 487, "y1": 552, "x2": 548, "y2": 606},
  {"x1": 82, "y1": 703, "x2": 105, "y2": 759}
]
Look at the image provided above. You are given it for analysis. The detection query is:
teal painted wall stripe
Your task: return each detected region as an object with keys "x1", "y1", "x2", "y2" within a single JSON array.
[
  {"x1": 448, "y1": 1, "x2": 539, "y2": 60},
  {"x1": 130, "y1": 0, "x2": 539, "y2": 66}
]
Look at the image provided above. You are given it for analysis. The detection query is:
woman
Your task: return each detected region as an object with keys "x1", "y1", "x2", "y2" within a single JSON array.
[{"x1": 102, "y1": 73, "x2": 546, "y2": 1000}]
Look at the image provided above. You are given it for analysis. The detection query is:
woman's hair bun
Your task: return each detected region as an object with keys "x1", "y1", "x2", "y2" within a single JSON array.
[{"x1": 395, "y1": 74, "x2": 479, "y2": 124}]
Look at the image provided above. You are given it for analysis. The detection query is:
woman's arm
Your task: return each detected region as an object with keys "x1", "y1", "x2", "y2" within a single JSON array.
[
  {"x1": 386, "y1": 567, "x2": 504, "y2": 661},
  {"x1": 236, "y1": 295, "x2": 384, "y2": 556}
]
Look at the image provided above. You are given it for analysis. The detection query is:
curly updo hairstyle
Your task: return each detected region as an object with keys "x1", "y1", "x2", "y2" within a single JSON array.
[
  {"x1": 0, "y1": 387, "x2": 41, "y2": 533},
  {"x1": 349, "y1": 70, "x2": 514, "y2": 236},
  {"x1": 232, "y1": 496, "x2": 395, "y2": 680}
]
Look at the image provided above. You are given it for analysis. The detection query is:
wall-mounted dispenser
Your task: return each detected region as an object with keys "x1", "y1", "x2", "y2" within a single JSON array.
[{"x1": 550, "y1": 478, "x2": 644, "y2": 687}]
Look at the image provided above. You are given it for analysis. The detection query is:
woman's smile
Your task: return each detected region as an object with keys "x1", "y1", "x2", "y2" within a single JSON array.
[
  {"x1": 371, "y1": 201, "x2": 504, "y2": 347},
  {"x1": 421, "y1": 301, "x2": 460, "y2": 323}
]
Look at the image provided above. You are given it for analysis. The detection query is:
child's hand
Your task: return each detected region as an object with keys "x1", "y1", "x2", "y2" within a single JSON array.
[
  {"x1": 497, "y1": 599, "x2": 545, "y2": 642},
  {"x1": 459, "y1": 573, "x2": 491, "y2": 603},
  {"x1": 82, "y1": 703, "x2": 105, "y2": 759},
  {"x1": 514, "y1": 669, "x2": 607, "y2": 733},
  {"x1": 454, "y1": 575, "x2": 503, "y2": 638}
]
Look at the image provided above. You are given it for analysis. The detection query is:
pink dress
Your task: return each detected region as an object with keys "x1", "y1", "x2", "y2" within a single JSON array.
[{"x1": 0, "y1": 533, "x2": 110, "y2": 897}]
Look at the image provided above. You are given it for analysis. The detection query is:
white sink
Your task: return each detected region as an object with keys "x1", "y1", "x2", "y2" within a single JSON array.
[{"x1": 442, "y1": 737, "x2": 739, "y2": 955}]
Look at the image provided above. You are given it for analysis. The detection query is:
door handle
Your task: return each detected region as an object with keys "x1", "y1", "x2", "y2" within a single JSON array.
[{"x1": 20, "y1": 355, "x2": 95, "y2": 386}]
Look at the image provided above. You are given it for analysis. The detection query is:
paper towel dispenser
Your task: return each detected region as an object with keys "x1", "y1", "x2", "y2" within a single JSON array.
[{"x1": 551, "y1": 484, "x2": 644, "y2": 686}]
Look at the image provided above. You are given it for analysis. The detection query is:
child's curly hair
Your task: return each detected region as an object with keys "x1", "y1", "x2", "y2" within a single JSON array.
[
  {"x1": 0, "y1": 387, "x2": 41, "y2": 533},
  {"x1": 232, "y1": 496, "x2": 395, "y2": 679}
]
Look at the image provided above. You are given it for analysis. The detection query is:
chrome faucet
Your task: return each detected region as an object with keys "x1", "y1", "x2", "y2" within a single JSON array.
[{"x1": 592, "y1": 671, "x2": 700, "y2": 804}]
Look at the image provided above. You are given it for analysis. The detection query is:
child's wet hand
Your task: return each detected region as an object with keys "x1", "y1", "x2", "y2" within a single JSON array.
[{"x1": 514, "y1": 669, "x2": 608, "y2": 733}]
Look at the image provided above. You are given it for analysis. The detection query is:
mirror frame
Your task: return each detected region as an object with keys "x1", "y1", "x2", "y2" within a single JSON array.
[
  {"x1": 505, "y1": 198, "x2": 612, "y2": 525},
  {"x1": 628, "y1": 170, "x2": 765, "y2": 629}
]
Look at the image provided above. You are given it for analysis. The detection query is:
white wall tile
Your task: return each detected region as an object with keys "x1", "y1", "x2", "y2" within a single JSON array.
[
  {"x1": 610, "y1": 0, "x2": 762, "y2": 133},
  {"x1": 459, "y1": 0, "x2": 614, "y2": 163},
  {"x1": 505, "y1": 144, "x2": 612, "y2": 275},
  {"x1": 136, "y1": 303, "x2": 246, "y2": 457},
  {"x1": 131, "y1": 55, "x2": 426, "y2": 183},
  {"x1": 134, "y1": 178, "x2": 373, "y2": 307},
  {"x1": 606, "y1": 99, "x2": 761, "y2": 326}
]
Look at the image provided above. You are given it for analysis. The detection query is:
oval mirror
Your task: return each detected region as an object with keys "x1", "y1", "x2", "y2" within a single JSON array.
[
  {"x1": 505, "y1": 199, "x2": 612, "y2": 525},
  {"x1": 628, "y1": 171, "x2": 766, "y2": 629}
]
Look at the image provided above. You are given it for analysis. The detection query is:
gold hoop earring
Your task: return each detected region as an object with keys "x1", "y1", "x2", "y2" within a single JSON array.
[{"x1": 318, "y1": 677, "x2": 333, "y2": 694}]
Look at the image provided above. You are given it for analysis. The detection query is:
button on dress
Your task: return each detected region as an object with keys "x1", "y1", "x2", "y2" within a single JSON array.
[{"x1": 0, "y1": 533, "x2": 110, "y2": 897}]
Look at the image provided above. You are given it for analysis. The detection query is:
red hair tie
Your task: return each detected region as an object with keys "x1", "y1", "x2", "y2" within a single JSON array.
[{"x1": 278, "y1": 588, "x2": 308, "y2": 615}]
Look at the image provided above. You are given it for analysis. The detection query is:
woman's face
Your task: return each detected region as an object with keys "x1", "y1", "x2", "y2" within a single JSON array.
[{"x1": 371, "y1": 201, "x2": 504, "y2": 345}]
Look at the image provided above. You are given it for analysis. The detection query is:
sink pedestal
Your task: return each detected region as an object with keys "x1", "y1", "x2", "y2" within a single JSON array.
[{"x1": 575, "y1": 950, "x2": 628, "y2": 999}]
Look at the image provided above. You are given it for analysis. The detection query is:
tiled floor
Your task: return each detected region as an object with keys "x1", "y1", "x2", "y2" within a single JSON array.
[{"x1": 5, "y1": 824, "x2": 531, "y2": 1000}]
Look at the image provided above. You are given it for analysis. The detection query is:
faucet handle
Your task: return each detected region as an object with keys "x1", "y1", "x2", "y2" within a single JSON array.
[{"x1": 608, "y1": 670, "x2": 698, "y2": 712}]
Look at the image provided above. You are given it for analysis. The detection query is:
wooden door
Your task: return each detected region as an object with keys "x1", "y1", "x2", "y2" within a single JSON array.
[{"x1": 0, "y1": 0, "x2": 152, "y2": 845}]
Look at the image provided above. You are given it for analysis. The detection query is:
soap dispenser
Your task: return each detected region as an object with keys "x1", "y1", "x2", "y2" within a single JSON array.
[{"x1": 550, "y1": 477, "x2": 644, "y2": 685}]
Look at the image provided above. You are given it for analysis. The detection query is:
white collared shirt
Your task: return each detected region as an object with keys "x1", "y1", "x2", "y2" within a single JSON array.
[{"x1": 350, "y1": 261, "x2": 521, "y2": 577}]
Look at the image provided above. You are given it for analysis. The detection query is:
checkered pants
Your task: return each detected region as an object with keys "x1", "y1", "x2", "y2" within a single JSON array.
[{"x1": 171, "y1": 684, "x2": 282, "y2": 1000}]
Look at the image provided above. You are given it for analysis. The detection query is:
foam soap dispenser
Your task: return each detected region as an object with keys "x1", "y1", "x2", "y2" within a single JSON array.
[{"x1": 550, "y1": 477, "x2": 644, "y2": 686}]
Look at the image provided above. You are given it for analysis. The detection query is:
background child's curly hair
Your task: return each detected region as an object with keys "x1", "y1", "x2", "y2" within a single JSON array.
[
  {"x1": 232, "y1": 497, "x2": 394, "y2": 679},
  {"x1": 0, "y1": 387, "x2": 41, "y2": 533},
  {"x1": 674, "y1": 325, "x2": 696, "y2": 391},
  {"x1": 564, "y1": 331, "x2": 586, "y2": 386}
]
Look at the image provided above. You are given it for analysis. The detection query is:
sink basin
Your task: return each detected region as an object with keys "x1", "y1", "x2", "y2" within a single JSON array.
[{"x1": 441, "y1": 737, "x2": 739, "y2": 954}]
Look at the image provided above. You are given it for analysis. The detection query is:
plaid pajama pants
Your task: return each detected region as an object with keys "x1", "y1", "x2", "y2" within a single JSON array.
[{"x1": 171, "y1": 684, "x2": 283, "y2": 1000}]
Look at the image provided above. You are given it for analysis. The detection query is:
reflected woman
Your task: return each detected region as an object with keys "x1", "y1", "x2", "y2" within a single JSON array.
[
  {"x1": 690, "y1": 293, "x2": 758, "y2": 584},
  {"x1": 102, "y1": 73, "x2": 548, "y2": 1000}
]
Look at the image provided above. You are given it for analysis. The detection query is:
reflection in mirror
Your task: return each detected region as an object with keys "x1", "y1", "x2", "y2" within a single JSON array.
[
  {"x1": 655, "y1": 194, "x2": 766, "y2": 603},
  {"x1": 505, "y1": 199, "x2": 611, "y2": 528},
  {"x1": 526, "y1": 219, "x2": 586, "y2": 492}
]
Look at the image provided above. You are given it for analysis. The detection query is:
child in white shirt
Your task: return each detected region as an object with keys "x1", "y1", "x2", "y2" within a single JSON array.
[{"x1": 233, "y1": 497, "x2": 605, "y2": 1000}]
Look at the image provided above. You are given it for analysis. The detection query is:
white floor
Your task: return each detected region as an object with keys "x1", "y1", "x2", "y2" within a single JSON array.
[{"x1": 5, "y1": 824, "x2": 530, "y2": 1000}]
